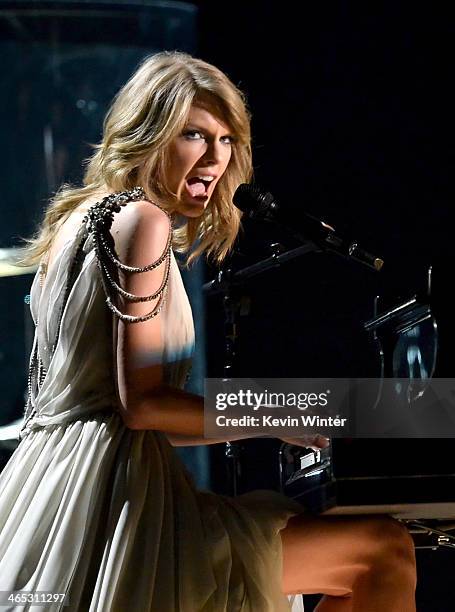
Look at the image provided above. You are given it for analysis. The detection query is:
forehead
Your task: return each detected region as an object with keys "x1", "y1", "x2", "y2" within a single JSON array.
[{"x1": 186, "y1": 104, "x2": 231, "y2": 132}]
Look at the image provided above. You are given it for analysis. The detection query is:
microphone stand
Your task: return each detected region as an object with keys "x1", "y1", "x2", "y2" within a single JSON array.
[
  {"x1": 204, "y1": 205, "x2": 383, "y2": 493},
  {"x1": 204, "y1": 242, "x2": 320, "y2": 496},
  {"x1": 203, "y1": 241, "x2": 319, "y2": 296},
  {"x1": 240, "y1": 201, "x2": 384, "y2": 273},
  {"x1": 205, "y1": 266, "x2": 242, "y2": 495}
]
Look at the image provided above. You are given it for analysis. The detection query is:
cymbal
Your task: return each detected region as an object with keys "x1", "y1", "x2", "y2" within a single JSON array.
[{"x1": 0, "y1": 247, "x2": 38, "y2": 277}]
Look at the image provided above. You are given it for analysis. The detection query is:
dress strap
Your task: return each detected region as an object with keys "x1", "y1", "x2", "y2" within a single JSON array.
[{"x1": 83, "y1": 186, "x2": 173, "y2": 324}]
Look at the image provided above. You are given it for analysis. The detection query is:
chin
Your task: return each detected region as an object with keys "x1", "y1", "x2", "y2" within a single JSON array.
[{"x1": 178, "y1": 199, "x2": 210, "y2": 218}]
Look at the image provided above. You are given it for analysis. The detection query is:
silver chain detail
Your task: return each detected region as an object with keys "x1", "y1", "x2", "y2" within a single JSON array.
[
  {"x1": 84, "y1": 187, "x2": 173, "y2": 323},
  {"x1": 20, "y1": 187, "x2": 172, "y2": 437}
]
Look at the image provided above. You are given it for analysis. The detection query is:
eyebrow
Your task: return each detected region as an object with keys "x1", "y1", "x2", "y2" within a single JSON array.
[{"x1": 185, "y1": 123, "x2": 233, "y2": 136}]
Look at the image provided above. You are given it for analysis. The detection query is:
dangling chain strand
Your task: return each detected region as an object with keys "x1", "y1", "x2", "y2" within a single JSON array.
[
  {"x1": 98, "y1": 254, "x2": 171, "y2": 303},
  {"x1": 85, "y1": 187, "x2": 173, "y2": 323},
  {"x1": 98, "y1": 229, "x2": 171, "y2": 273}
]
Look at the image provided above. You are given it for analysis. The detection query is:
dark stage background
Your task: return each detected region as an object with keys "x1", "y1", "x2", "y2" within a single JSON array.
[{"x1": 194, "y1": 2, "x2": 455, "y2": 611}]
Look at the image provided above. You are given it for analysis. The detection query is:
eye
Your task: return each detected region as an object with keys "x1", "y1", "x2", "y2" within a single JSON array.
[
  {"x1": 220, "y1": 135, "x2": 235, "y2": 145},
  {"x1": 183, "y1": 130, "x2": 205, "y2": 141}
]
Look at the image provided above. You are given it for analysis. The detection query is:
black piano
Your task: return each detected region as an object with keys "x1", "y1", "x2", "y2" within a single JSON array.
[{"x1": 206, "y1": 247, "x2": 455, "y2": 550}]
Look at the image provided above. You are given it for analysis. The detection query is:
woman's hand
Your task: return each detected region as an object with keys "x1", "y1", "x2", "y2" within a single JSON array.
[{"x1": 279, "y1": 434, "x2": 330, "y2": 451}]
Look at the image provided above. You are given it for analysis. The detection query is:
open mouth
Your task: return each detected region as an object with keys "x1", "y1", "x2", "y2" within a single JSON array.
[{"x1": 185, "y1": 176, "x2": 215, "y2": 199}]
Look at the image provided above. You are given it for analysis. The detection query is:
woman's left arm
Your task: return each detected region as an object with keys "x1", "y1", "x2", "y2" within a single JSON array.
[{"x1": 165, "y1": 433, "x2": 224, "y2": 446}]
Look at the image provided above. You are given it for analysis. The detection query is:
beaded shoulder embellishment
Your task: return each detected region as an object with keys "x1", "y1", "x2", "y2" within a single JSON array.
[
  {"x1": 83, "y1": 187, "x2": 173, "y2": 323},
  {"x1": 20, "y1": 187, "x2": 170, "y2": 437}
]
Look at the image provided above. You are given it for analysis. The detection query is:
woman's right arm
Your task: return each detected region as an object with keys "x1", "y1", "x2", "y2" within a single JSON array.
[
  {"x1": 110, "y1": 201, "x2": 250, "y2": 439},
  {"x1": 112, "y1": 201, "x2": 327, "y2": 450}
]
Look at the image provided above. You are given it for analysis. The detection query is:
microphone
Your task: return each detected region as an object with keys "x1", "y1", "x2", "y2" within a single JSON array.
[{"x1": 233, "y1": 184, "x2": 384, "y2": 272}]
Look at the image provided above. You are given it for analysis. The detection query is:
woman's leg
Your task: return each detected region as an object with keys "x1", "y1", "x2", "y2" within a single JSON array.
[{"x1": 281, "y1": 514, "x2": 416, "y2": 612}]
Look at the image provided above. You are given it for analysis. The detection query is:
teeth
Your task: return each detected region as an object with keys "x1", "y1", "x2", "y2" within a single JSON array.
[{"x1": 195, "y1": 175, "x2": 215, "y2": 182}]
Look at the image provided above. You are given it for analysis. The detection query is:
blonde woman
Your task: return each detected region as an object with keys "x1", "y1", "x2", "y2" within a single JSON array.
[{"x1": 0, "y1": 52, "x2": 416, "y2": 611}]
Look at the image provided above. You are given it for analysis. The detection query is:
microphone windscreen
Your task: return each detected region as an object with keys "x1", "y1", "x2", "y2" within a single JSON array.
[{"x1": 233, "y1": 184, "x2": 275, "y2": 215}]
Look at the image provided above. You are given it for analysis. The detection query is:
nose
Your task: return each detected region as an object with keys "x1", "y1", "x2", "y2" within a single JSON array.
[{"x1": 201, "y1": 139, "x2": 225, "y2": 166}]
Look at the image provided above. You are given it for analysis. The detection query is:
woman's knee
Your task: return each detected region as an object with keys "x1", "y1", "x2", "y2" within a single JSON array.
[
  {"x1": 359, "y1": 516, "x2": 416, "y2": 576},
  {"x1": 281, "y1": 513, "x2": 416, "y2": 597}
]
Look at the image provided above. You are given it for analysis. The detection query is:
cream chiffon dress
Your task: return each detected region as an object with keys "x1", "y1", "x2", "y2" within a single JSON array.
[{"x1": 0, "y1": 189, "x2": 304, "y2": 611}]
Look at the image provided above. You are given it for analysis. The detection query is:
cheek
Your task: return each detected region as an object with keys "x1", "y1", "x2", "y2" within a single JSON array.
[
  {"x1": 174, "y1": 146, "x2": 201, "y2": 176},
  {"x1": 221, "y1": 148, "x2": 233, "y2": 173},
  {"x1": 166, "y1": 146, "x2": 191, "y2": 189}
]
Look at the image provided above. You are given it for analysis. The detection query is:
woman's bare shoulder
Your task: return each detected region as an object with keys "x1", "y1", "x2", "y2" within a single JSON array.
[
  {"x1": 118, "y1": 197, "x2": 169, "y2": 224},
  {"x1": 110, "y1": 199, "x2": 171, "y2": 264}
]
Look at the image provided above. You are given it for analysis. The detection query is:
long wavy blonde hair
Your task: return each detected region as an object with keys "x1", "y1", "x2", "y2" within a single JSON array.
[{"x1": 21, "y1": 51, "x2": 253, "y2": 266}]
